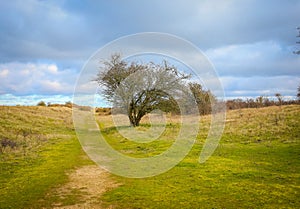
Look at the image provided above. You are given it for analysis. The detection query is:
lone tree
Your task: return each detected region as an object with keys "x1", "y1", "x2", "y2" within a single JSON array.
[{"x1": 95, "y1": 54, "x2": 190, "y2": 126}]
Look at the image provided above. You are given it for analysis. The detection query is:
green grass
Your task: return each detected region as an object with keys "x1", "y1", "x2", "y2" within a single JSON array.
[
  {"x1": 99, "y1": 124, "x2": 179, "y2": 157},
  {"x1": 0, "y1": 106, "x2": 91, "y2": 209},
  {"x1": 99, "y1": 105, "x2": 300, "y2": 209},
  {"x1": 0, "y1": 105, "x2": 299, "y2": 208}
]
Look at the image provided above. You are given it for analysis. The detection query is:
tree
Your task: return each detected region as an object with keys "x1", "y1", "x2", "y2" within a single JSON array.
[
  {"x1": 189, "y1": 82, "x2": 216, "y2": 115},
  {"x1": 275, "y1": 93, "x2": 283, "y2": 106},
  {"x1": 95, "y1": 54, "x2": 190, "y2": 126},
  {"x1": 37, "y1": 101, "x2": 46, "y2": 106},
  {"x1": 256, "y1": 96, "x2": 264, "y2": 108},
  {"x1": 297, "y1": 85, "x2": 300, "y2": 101}
]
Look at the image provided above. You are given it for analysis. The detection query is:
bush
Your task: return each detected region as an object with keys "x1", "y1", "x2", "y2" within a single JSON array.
[
  {"x1": 65, "y1": 101, "x2": 73, "y2": 108},
  {"x1": 37, "y1": 101, "x2": 46, "y2": 106},
  {"x1": 95, "y1": 107, "x2": 111, "y2": 115}
]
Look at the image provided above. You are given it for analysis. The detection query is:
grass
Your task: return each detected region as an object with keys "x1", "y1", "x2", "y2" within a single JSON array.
[
  {"x1": 99, "y1": 105, "x2": 300, "y2": 208},
  {"x1": 0, "y1": 106, "x2": 91, "y2": 209},
  {"x1": 0, "y1": 105, "x2": 299, "y2": 208}
]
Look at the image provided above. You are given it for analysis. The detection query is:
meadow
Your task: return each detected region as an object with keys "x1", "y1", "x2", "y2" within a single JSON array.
[
  {"x1": 0, "y1": 106, "x2": 91, "y2": 208},
  {"x1": 0, "y1": 105, "x2": 299, "y2": 208}
]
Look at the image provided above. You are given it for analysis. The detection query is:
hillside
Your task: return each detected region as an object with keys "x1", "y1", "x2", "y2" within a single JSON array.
[
  {"x1": 0, "y1": 106, "x2": 90, "y2": 208},
  {"x1": 0, "y1": 105, "x2": 299, "y2": 208}
]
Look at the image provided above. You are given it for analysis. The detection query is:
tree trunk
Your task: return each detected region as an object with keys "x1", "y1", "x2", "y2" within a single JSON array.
[
  {"x1": 128, "y1": 104, "x2": 145, "y2": 127},
  {"x1": 128, "y1": 114, "x2": 141, "y2": 127}
]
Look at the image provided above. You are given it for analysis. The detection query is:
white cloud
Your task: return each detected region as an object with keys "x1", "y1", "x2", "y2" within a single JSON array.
[
  {"x1": 47, "y1": 64, "x2": 58, "y2": 74},
  {"x1": 0, "y1": 62, "x2": 77, "y2": 95},
  {"x1": 0, "y1": 0, "x2": 299, "y2": 103},
  {"x1": 0, "y1": 69, "x2": 9, "y2": 77},
  {"x1": 40, "y1": 80, "x2": 63, "y2": 92}
]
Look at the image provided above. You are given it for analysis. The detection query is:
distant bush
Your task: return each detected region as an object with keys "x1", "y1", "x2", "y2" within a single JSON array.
[
  {"x1": 37, "y1": 101, "x2": 46, "y2": 106},
  {"x1": 65, "y1": 101, "x2": 73, "y2": 108},
  {"x1": 226, "y1": 95, "x2": 299, "y2": 110},
  {"x1": 47, "y1": 103, "x2": 63, "y2": 107},
  {"x1": 47, "y1": 102, "x2": 73, "y2": 108},
  {"x1": 95, "y1": 107, "x2": 111, "y2": 115}
]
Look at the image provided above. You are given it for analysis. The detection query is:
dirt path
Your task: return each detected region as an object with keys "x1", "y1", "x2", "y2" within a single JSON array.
[{"x1": 51, "y1": 165, "x2": 119, "y2": 209}]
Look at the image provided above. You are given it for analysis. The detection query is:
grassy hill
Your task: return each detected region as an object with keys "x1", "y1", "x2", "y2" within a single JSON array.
[
  {"x1": 0, "y1": 105, "x2": 299, "y2": 208},
  {"x1": 0, "y1": 106, "x2": 90, "y2": 208}
]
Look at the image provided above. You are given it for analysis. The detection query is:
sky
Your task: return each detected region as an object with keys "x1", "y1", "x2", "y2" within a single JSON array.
[{"x1": 0, "y1": 0, "x2": 299, "y2": 105}]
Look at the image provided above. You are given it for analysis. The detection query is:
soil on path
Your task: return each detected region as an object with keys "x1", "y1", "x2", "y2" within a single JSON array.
[{"x1": 51, "y1": 165, "x2": 119, "y2": 209}]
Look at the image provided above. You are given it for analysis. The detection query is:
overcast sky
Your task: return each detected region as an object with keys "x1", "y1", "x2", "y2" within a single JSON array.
[{"x1": 0, "y1": 0, "x2": 299, "y2": 105}]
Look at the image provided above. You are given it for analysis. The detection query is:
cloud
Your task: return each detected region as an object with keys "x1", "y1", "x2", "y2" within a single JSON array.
[
  {"x1": 1, "y1": 0, "x2": 299, "y2": 64},
  {"x1": 0, "y1": 0, "x2": 95, "y2": 64},
  {"x1": 0, "y1": 62, "x2": 77, "y2": 95},
  {"x1": 0, "y1": 0, "x2": 299, "y2": 104},
  {"x1": 0, "y1": 69, "x2": 9, "y2": 77},
  {"x1": 206, "y1": 41, "x2": 300, "y2": 76},
  {"x1": 220, "y1": 76, "x2": 300, "y2": 98},
  {"x1": 0, "y1": 94, "x2": 73, "y2": 106}
]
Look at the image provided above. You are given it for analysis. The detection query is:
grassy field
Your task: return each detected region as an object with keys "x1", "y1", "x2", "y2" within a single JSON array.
[
  {"x1": 98, "y1": 105, "x2": 300, "y2": 208},
  {"x1": 0, "y1": 105, "x2": 299, "y2": 208},
  {"x1": 0, "y1": 106, "x2": 91, "y2": 208}
]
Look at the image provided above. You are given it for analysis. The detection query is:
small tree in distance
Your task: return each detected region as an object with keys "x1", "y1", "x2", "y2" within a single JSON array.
[
  {"x1": 275, "y1": 93, "x2": 283, "y2": 106},
  {"x1": 37, "y1": 101, "x2": 46, "y2": 106}
]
